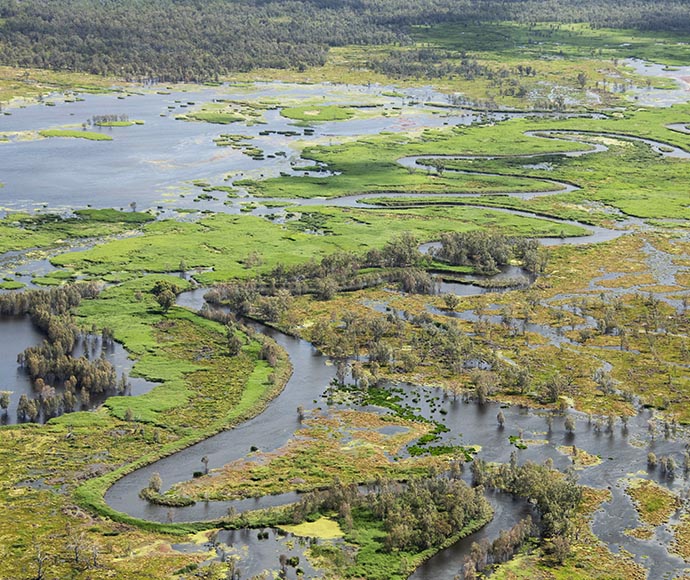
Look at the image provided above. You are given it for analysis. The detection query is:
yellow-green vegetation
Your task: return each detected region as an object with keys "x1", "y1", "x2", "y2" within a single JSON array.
[
  {"x1": 1, "y1": 16, "x2": 690, "y2": 579},
  {"x1": 0, "y1": 65, "x2": 126, "y2": 104},
  {"x1": 242, "y1": 109, "x2": 690, "y2": 221},
  {"x1": 94, "y1": 119, "x2": 144, "y2": 127},
  {"x1": 672, "y1": 516, "x2": 690, "y2": 561},
  {"x1": 241, "y1": 119, "x2": 589, "y2": 200},
  {"x1": 557, "y1": 445, "x2": 602, "y2": 469},
  {"x1": 281, "y1": 105, "x2": 355, "y2": 121},
  {"x1": 176, "y1": 99, "x2": 269, "y2": 125},
  {"x1": 279, "y1": 516, "x2": 344, "y2": 539},
  {"x1": 50, "y1": 208, "x2": 585, "y2": 283},
  {"x1": 225, "y1": 22, "x2": 690, "y2": 109},
  {"x1": 0, "y1": 273, "x2": 297, "y2": 577},
  {"x1": 626, "y1": 478, "x2": 680, "y2": 527},
  {"x1": 0, "y1": 211, "x2": 149, "y2": 254},
  {"x1": 167, "y1": 410, "x2": 441, "y2": 501},
  {"x1": 39, "y1": 128, "x2": 113, "y2": 141}
]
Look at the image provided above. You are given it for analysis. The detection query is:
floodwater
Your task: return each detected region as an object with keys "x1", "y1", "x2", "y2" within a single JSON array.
[
  {"x1": 0, "y1": 82, "x2": 506, "y2": 214},
  {"x1": 101, "y1": 290, "x2": 690, "y2": 579},
  {"x1": 1, "y1": 73, "x2": 690, "y2": 578},
  {"x1": 0, "y1": 316, "x2": 157, "y2": 424}
]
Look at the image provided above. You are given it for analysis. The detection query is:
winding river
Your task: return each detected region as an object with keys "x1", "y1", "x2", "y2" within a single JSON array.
[
  {"x1": 2, "y1": 79, "x2": 690, "y2": 578},
  {"x1": 101, "y1": 282, "x2": 690, "y2": 579}
]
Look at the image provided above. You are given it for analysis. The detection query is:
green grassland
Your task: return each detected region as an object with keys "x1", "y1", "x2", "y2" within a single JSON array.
[
  {"x1": 241, "y1": 119, "x2": 588, "y2": 199},
  {"x1": 242, "y1": 106, "x2": 690, "y2": 220},
  {"x1": 281, "y1": 104, "x2": 356, "y2": 121},
  {"x1": 50, "y1": 208, "x2": 586, "y2": 283},
  {"x1": 38, "y1": 128, "x2": 113, "y2": 140},
  {"x1": 0, "y1": 211, "x2": 150, "y2": 254}
]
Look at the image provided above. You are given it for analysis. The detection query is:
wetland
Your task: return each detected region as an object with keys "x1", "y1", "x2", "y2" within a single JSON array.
[{"x1": 1, "y1": 12, "x2": 690, "y2": 580}]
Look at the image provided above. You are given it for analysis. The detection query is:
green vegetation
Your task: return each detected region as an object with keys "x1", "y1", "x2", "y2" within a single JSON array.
[
  {"x1": 294, "y1": 478, "x2": 492, "y2": 580},
  {"x1": 180, "y1": 110, "x2": 243, "y2": 124},
  {"x1": 626, "y1": 478, "x2": 680, "y2": 527},
  {"x1": 281, "y1": 105, "x2": 355, "y2": 121},
  {"x1": 0, "y1": 212, "x2": 150, "y2": 254},
  {"x1": 1, "y1": 6, "x2": 690, "y2": 579},
  {"x1": 94, "y1": 120, "x2": 144, "y2": 127},
  {"x1": 73, "y1": 208, "x2": 155, "y2": 223},
  {"x1": 241, "y1": 119, "x2": 587, "y2": 200},
  {"x1": 38, "y1": 128, "x2": 113, "y2": 141},
  {"x1": 50, "y1": 208, "x2": 585, "y2": 283},
  {"x1": 280, "y1": 516, "x2": 344, "y2": 539}
]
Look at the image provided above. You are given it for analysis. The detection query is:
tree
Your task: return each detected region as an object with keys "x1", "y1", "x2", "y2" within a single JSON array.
[
  {"x1": 564, "y1": 415, "x2": 576, "y2": 433},
  {"x1": 148, "y1": 472, "x2": 162, "y2": 493},
  {"x1": 443, "y1": 293, "x2": 460, "y2": 311},
  {"x1": 496, "y1": 410, "x2": 505, "y2": 428},
  {"x1": 0, "y1": 391, "x2": 11, "y2": 413},
  {"x1": 227, "y1": 326, "x2": 243, "y2": 356},
  {"x1": 156, "y1": 289, "x2": 176, "y2": 312}
]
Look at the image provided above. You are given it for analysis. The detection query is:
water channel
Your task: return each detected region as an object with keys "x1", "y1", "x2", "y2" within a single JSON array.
[{"x1": 1, "y1": 76, "x2": 690, "y2": 577}]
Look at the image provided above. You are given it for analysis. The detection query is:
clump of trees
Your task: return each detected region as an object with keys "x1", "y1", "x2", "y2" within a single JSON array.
[
  {"x1": 472, "y1": 455, "x2": 582, "y2": 562},
  {"x1": 433, "y1": 231, "x2": 547, "y2": 275},
  {"x1": 205, "y1": 231, "x2": 545, "y2": 319},
  {"x1": 292, "y1": 475, "x2": 491, "y2": 553},
  {"x1": 1, "y1": 284, "x2": 126, "y2": 421},
  {"x1": 88, "y1": 114, "x2": 129, "y2": 126},
  {"x1": 461, "y1": 515, "x2": 535, "y2": 579},
  {"x1": 206, "y1": 233, "x2": 432, "y2": 314}
]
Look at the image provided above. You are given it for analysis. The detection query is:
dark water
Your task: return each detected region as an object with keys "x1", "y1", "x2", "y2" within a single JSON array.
[
  {"x1": 99, "y1": 290, "x2": 690, "y2": 579},
  {"x1": 0, "y1": 316, "x2": 42, "y2": 422},
  {"x1": 0, "y1": 316, "x2": 157, "y2": 424}
]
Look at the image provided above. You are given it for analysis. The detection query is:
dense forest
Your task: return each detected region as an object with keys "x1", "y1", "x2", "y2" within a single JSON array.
[{"x1": 0, "y1": 0, "x2": 688, "y2": 81}]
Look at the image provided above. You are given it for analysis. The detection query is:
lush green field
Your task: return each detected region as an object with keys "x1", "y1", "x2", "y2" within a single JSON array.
[
  {"x1": 50, "y1": 208, "x2": 586, "y2": 283},
  {"x1": 242, "y1": 106, "x2": 690, "y2": 220},
  {"x1": 281, "y1": 104, "x2": 355, "y2": 121}
]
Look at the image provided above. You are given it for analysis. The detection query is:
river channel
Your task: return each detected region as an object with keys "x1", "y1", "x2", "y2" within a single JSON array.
[
  {"x1": 2, "y1": 76, "x2": 690, "y2": 577},
  {"x1": 99, "y1": 288, "x2": 690, "y2": 579}
]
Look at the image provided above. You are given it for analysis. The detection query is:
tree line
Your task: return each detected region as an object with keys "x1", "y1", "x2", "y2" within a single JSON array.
[{"x1": 0, "y1": 0, "x2": 687, "y2": 82}]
